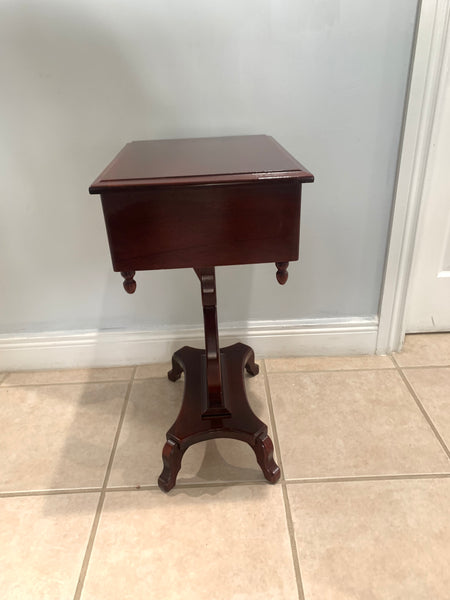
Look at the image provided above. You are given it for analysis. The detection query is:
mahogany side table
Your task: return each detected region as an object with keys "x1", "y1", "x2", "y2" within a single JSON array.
[{"x1": 89, "y1": 135, "x2": 314, "y2": 492}]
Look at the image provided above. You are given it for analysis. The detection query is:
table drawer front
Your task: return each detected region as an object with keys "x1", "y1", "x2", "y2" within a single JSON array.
[{"x1": 101, "y1": 180, "x2": 301, "y2": 271}]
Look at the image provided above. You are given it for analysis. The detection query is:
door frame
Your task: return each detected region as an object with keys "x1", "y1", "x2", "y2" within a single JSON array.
[{"x1": 377, "y1": 0, "x2": 450, "y2": 353}]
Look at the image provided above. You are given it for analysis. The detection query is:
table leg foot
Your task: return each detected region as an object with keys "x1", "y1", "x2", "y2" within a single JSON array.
[
  {"x1": 158, "y1": 439, "x2": 184, "y2": 492},
  {"x1": 244, "y1": 348, "x2": 259, "y2": 376},
  {"x1": 253, "y1": 432, "x2": 281, "y2": 484},
  {"x1": 168, "y1": 353, "x2": 184, "y2": 382},
  {"x1": 160, "y1": 344, "x2": 281, "y2": 491}
]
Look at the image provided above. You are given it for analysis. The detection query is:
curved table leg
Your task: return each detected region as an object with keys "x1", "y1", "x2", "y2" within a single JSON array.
[
  {"x1": 159, "y1": 343, "x2": 280, "y2": 492},
  {"x1": 158, "y1": 439, "x2": 185, "y2": 492},
  {"x1": 252, "y1": 431, "x2": 280, "y2": 484},
  {"x1": 244, "y1": 348, "x2": 260, "y2": 376},
  {"x1": 167, "y1": 351, "x2": 184, "y2": 382}
]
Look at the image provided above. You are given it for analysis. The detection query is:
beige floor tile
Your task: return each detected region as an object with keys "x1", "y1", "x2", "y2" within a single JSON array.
[
  {"x1": 82, "y1": 485, "x2": 297, "y2": 600},
  {"x1": 288, "y1": 478, "x2": 450, "y2": 600},
  {"x1": 135, "y1": 362, "x2": 171, "y2": 379},
  {"x1": 404, "y1": 367, "x2": 450, "y2": 449},
  {"x1": 268, "y1": 370, "x2": 450, "y2": 479},
  {"x1": 0, "y1": 382, "x2": 127, "y2": 491},
  {"x1": 109, "y1": 374, "x2": 275, "y2": 487},
  {"x1": 266, "y1": 354, "x2": 394, "y2": 373},
  {"x1": 394, "y1": 333, "x2": 450, "y2": 367},
  {"x1": 1, "y1": 366, "x2": 134, "y2": 386},
  {"x1": 0, "y1": 492, "x2": 99, "y2": 599}
]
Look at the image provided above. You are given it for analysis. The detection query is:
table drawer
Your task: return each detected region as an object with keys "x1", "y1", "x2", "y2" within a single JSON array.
[{"x1": 101, "y1": 180, "x2": 302, "y2": 271}]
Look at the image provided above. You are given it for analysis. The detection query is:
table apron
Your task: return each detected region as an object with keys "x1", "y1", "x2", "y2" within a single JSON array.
[{"x1": 100, "y1": 180, "x2": 302, "y2": 271}]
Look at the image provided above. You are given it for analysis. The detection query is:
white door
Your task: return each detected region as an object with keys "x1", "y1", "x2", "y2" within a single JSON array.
[{"x1": 405, "y1": 21, "x2": 450, "y2": 333}]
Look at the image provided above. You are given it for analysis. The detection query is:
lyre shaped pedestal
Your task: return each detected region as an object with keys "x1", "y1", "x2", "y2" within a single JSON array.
[{"x1": 158, "y1": 268, "x2": 281, "y2": 492}]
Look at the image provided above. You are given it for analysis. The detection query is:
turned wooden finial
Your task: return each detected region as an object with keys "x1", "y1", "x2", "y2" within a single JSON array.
[
  {"x1": 275, "y1": 262, "x2": 289, "y2": 285},
  {"x1": 121, "y1": 270, "x2": 136, "y2": 293}
]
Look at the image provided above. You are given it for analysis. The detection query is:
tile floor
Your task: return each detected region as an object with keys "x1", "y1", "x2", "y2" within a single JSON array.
[{"x1": 0, "y1": 333, "x2": 449, "y2": 599}]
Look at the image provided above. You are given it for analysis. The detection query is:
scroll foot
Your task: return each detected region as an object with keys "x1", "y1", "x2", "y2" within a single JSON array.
[
  {"x1": 275, "y1": 262, "x2": 289, "y2": 285},
  {"x1": 245, "y1": 349, "x2": 260, "y2": 377},
  {"x1": 168, "y1": 355, "x2": 183, "y2": 382},
  {"x1": 158, "y1": 439, "x2": 184, "y2": 492},
  {"x1": 253, "y1": 432, "x2": 281, "y2": 484},
  {"x1": 121, "y1": 271, "x2": 136, "y2": 294}
]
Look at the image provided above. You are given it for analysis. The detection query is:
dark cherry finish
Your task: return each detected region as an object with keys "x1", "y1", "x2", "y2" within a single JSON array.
[
  {"x1": 89, "y1": 135, "x2": 314, "y2": 492},
  {"x1": 121, "y1": 270, "x2": 136, "y2": 294},
  {"x1": 89, "y1": 135, "x2": 314, "y2": 191},
  {"x1": 97, "y1": 180, "x2": 301, "y2": 273},
  {"x1": 90, "y1": 135, "x2": 313, "y2": 274},
  {"x1": 275, "y1": 262, "x2": 289, "y2": 285},
  {"x1": 160, "y1": 342, "x2": 280, "y2": 493},
  {"x1": 193, "y1": 267, "x2": 230, "y2": 419}
]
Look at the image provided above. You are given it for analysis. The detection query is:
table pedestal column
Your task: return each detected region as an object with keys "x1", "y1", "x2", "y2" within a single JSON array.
[{"x1": 158, "y1": 268, "x2": 281, "y2": 492}]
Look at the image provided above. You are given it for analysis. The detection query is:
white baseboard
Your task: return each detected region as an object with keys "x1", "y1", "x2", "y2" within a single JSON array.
[{"x1": 0, "y1": 317, "x2": 379, "y2": 371}]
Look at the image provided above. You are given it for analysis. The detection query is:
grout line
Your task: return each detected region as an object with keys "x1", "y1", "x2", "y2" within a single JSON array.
[
  {"x1": 285, "y1": 472, "x2": 450, "y2": 485},
  {"x1": 280, "y1": 483, "x2": 306, "y2": 600},
  {"x1": 400, "y1": 364, "x2": 450, "y2": 370},
  {"x1": 0, "y1": 373, "x2": 183, "y2": 388},
  {"x1": 264, "y1": 366, "x2": 396, "y2": 376},
  {"x1": 72, "y1": 494, "x2": 107, "y2": 600},
  {"x1": 0, "y1": 378, "x2": 133, "y2": 389},
  {"x1": 153, "y1": 478, "x2": 265, "y2": 489},
  {"x1": 73, "y1": 366, "x2": 137, "y2": 600},
  {"x1": 388, "y1": 354, "x2": 397, "y2": 367},
  {"x1": 392, "y1": 357, "x2": 450, "y2": 460},
  {"x1": 134, "y1": 375, "x2": 183, "y2": 383},
  {"x1": 260, "y1": 361, "x2": 284, "y2": 477},
  {"x1": 260, "y1": 361, "x2": 285, "y2": 483},
  {"x1": 104, "y1": 484, "x2": 161, "y2": 492},
  {"x1": 0, "y1": 373, "x2": 8, "y2": 385},
  {"x1": 105, "y1": 480, "x2": 269, "y2": 493},
  {"x1": 4, "y1": 472, "x2": 449, "y2": 499},
  {"x1": 261, "y1": 360, "x2": 306, "y2": 600},
  {"x1": 8, "y1": 364, "x2": 439, "y2": 387},
  {"x1": 105, "y1": 472, "x2": 450, "y2": 491},
  {"x1": 0, "y1": 487, "x2": 102, "y2": 499}
]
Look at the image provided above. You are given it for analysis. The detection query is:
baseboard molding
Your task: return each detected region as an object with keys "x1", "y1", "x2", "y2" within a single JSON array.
[{"x1": 0, "y1": 317, "x2": 379, "y2": 371}]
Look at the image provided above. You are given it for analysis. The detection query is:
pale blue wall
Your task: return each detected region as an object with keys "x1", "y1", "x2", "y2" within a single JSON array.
[{"x1": 0, "y1": 0, "x2": 418, "y2": 334}]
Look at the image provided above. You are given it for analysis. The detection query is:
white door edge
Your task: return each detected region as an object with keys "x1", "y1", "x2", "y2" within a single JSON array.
[{"x1": 377, "y1": 0, "x2": 450, "y2": 354}]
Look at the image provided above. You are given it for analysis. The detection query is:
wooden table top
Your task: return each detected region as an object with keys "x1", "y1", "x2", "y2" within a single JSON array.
[{"x1": 89, "y1": 135, "x2": 314, "y2": 193}]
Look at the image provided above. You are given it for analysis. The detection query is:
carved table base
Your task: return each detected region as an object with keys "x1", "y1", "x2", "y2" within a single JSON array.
[{"x1": 158, "y1": 342, "x2": 281, "y2": 492}]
